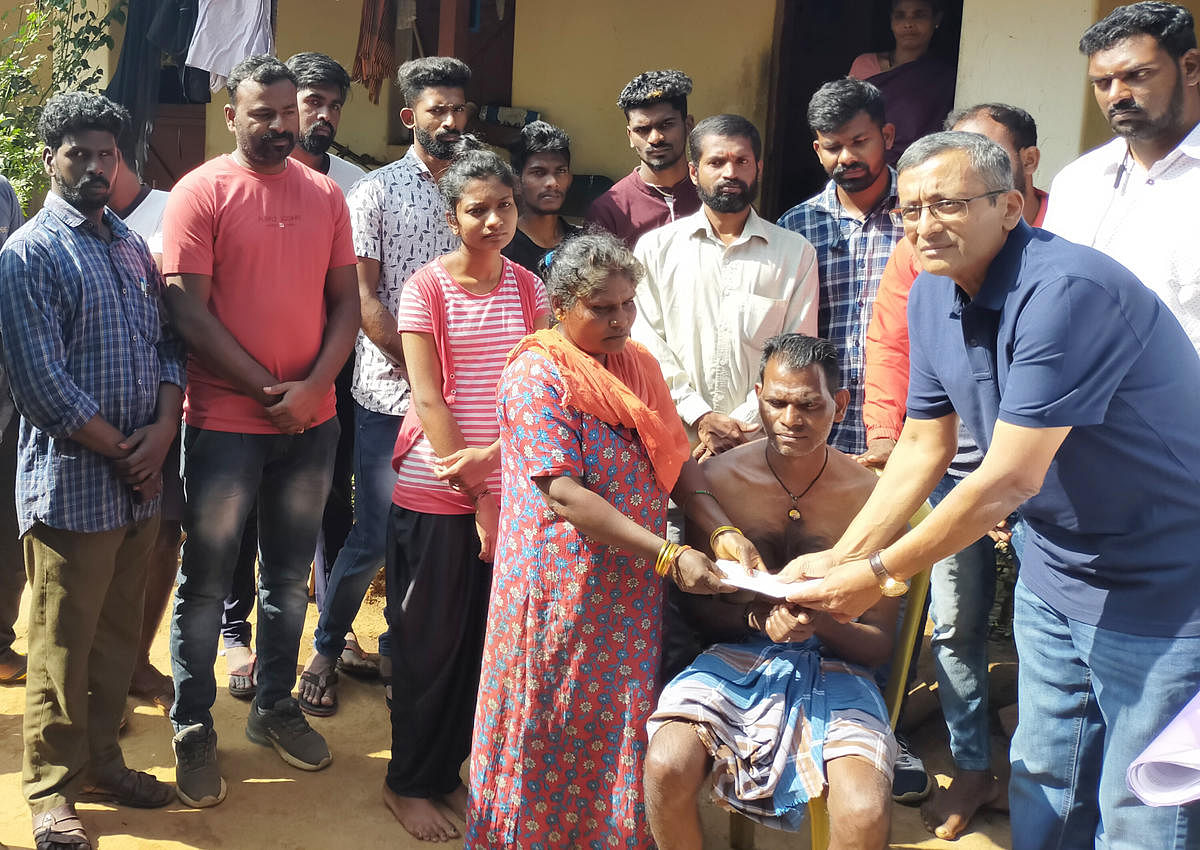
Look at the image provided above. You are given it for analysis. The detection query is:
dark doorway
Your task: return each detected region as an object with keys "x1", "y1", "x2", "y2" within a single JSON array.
[{"x1": 762, "y1": 0, "x2": 963, "y2": 220}]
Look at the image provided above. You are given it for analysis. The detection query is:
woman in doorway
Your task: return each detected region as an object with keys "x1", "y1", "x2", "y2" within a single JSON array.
[
  {"x1": 849, "y1": 0, "x2": 956, "y2": 164},
  {"x1": 379, "y1": 147, "x2": 551, "y2": 843}
]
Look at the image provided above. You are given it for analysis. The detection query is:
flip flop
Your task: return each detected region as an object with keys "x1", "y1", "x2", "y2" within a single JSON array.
[
  {"x1": 335, "y1": 635, "x2": 379, "y2": 679},
  {"x1": 0, "y1": 648, "x2": 27, "y2": 685},
  {"x1": 33, "y1": 803, "x2": 91, "y2": 849},
  {"x1": 228, "y1": 653, "x2": 257, "y2": 701},
  {"x1": 298, "y1": 667, "x2": 338, "y2": 717}
]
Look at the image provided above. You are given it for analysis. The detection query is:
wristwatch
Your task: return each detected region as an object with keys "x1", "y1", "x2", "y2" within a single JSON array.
[{"x1": 868, "y1": 551, "x2": 909, "y2": 597}]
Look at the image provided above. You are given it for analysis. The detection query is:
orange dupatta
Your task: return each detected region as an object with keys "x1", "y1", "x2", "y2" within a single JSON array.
[{"x1": 506, "y1": 329, "x2": 691, "y2": 491}]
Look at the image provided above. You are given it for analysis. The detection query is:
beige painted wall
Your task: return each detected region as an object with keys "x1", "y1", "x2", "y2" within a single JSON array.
[
  {"x1": 510, "y1": 0, "x2": 778, "y2": 181},
  {"x1": 956, "y1": 0, "x2": 1200, "y2": 186},
  {"x1": 955, "y1": 0, "x2": 1097, "y2": 184}
]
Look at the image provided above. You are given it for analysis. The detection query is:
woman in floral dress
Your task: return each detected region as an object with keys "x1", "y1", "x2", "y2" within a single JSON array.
[{"x1": 467, "y1": 233, "x2": 763, "y2": 848}]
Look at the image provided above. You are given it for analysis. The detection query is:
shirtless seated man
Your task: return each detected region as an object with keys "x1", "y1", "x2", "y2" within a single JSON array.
[{"x1": 644, "y1": 334, "x2": 900, "y2": 850}]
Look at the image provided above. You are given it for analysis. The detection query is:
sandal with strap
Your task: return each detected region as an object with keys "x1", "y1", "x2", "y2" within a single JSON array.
[
  {"x1": 336, "y1": 633, "x2": 379, "y2": 679},
  {"x1": 297, "y1": 667, "x2": 338, "y2": 717},
  {"x1": 79, "y1": 766, "x2": 173, "y2": 808},
  {"x1": 0, "y1": 647, "x2": 27, "y2": 684},
  {"x1": 227, "y1": 653, "x2": 257, "y2": 701},
  {"x1": 33, "y1": 803, "x2": 91, "y2": 850}
]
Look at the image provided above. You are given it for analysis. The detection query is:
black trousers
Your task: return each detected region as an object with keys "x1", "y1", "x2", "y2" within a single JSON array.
[{"x1": 384, "y1": 505, "x2": 491, "y2": 797}]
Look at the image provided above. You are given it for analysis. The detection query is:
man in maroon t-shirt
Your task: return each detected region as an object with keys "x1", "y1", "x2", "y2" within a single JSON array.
[{"x1": 585, "y1": 69, "x2": 701, "y2": 247}]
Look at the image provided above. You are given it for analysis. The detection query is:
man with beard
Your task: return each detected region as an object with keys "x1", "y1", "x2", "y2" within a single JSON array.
[
  {"x1": 0, "y1": 91, "x2": 182, "y2": 849},
  {"x1": 644, "y1": 335, "x2": 897, "y2": 850},
  {"x1": 777, "y1": 78, "x2": 903, "y2": 461},
  {"x1": 162, "y1": 55, "x2": 360, "y2": 807},
  {"x1": 1043, "y1": 2, "x2": 1200, "y2": 352},
  {"x1": 632, "y1": 114, "x2": 818, "y2": 459},
  {"x1": 296, "y1": 56, "x2": 468, "y2": 719},
  {"x1": 286, "y1": 52, "x2": 365, "y2": 193},
  {"x1": 586, "y1": 69, "x2": 701, "y2": 247},
  {"x1": 502, "y1": 120, "x2": 579, "y2": 274}
]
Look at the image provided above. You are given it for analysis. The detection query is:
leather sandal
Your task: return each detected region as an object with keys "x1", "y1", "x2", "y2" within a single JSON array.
[
  {"x1": 32, "y1": 803, "x2": 91, "y2": 850},
  {"x1": 78, "y1": 767, "x2": 172, "y2": 808},
  {"x1": 297, "y1": 667, "x2": 338, "y2": 717}
]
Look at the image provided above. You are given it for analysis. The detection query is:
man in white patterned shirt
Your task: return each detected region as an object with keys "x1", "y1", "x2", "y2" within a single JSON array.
[
  {"x1": 297, "y1": 56, "x2": 469, "y2": 715},
  {"x1": 632, "y1": 114, "x2": 818, "y2": 460}
]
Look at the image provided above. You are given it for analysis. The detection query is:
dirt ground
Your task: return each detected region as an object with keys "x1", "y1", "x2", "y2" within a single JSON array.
[{"x1": 0, "y1": 582, "x2": 1013, "y2": 849}]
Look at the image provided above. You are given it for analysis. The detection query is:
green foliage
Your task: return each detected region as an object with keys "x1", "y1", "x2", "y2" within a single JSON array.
[{"x1": 0, "y1": 0, "x2": 128, "y2": 210}]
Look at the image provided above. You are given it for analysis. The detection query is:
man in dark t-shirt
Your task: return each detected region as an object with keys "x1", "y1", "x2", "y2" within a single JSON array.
[
  {"x1": 585, "y1": 69, "x2": 700, "y2": 247},
  {"x1": 502, "y1": 121, "x2": 580, "y2": 275}
]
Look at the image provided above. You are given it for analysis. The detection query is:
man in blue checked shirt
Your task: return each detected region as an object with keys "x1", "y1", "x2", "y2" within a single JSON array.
[
  {"x1": 777, "y1": 78, "x2": 904, "y2": 460},
  {"x1": 0, "y1": 92, "x2": 184, "y2": 850}
]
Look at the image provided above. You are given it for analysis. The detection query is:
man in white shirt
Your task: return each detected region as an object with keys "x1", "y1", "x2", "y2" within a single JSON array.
[
  {"x1": 633, "y1": 114, "x2": 819, "y2": 460},
  {"x1": 285, "y1": 52, "x2": 366, "y2": 193},
  {"x1": 1042, "y1": 2, "x2": 1200, "y2": 350}
]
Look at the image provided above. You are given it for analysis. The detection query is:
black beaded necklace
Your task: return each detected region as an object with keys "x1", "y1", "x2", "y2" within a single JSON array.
[{"x1": 764, "y1": 444, "x2": 829, "y2": 521}]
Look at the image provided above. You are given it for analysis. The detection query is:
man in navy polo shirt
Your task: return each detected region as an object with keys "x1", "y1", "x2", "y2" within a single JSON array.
[{"x1": 783, "y1": 130, "x2": 1200, "y2": 849}]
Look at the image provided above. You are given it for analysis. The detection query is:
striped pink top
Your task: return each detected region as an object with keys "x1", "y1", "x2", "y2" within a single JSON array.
[{"x1": 392, "y1": 257, "x2": 549, "y2": 514}]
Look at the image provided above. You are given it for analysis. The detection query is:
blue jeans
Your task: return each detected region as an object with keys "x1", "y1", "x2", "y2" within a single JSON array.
[
  {"x1": 1010, "y1": 579, "x2": 1200, "y2": 850},
  {"x1": 311, "y1": 403, "x2": 400, "y2": 660},
  {"x1": 926, "y1": 473, "x2": 1022, "y2": 772},
  {"x1": 170, "y1": 420, "x2": 338, "y2": 731}
]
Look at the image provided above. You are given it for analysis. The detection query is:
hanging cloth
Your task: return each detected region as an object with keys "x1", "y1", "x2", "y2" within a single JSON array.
[
  {"x1": 351, "y1": 0, "x2": 397, "y2": 104},
  {"x1": 186, "y1": 0, "x2": 275, "y2": 91},
  {"x1": 104, "y1": 0, "x2": 164, "y2": 174}
]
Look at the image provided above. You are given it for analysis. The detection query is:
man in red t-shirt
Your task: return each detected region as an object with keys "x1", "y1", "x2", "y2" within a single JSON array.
[
  {"x1": 161, "y1": 55, "x2": 360, "y2": 809},
  {"x1": 585, "y1": 69, "x2": 701, "y2": 247}
]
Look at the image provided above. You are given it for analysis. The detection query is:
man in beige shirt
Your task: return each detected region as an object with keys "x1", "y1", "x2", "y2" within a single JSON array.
[{"x1": 633, "y1": 114, "x2": 819, "y2": 459}]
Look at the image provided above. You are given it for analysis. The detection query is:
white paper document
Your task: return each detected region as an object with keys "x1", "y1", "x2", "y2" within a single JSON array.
[
  {"x1": 1128, "y1": 688, "x2": 1200, "y2": 806},
  {"x1": 714, "y1": 559, "x2": 821, "y2": 600}
]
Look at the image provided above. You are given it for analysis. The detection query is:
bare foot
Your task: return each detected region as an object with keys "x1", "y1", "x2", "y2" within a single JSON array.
[
  {"x1": 383, "y1": 783, "x2": 460, "y2": 842},
  {"x1": 921, "y1": 769, "x2": 1002, "y2": 841},
  {"x1": 129, "y1": 661, "x2": 174, "y2": 710},
  {"x1": 439, "y1": 783, "x2": 468, "y2": 822},
  {"x1": 299, "y1": 652, "x2": 338, "y2": 712}
]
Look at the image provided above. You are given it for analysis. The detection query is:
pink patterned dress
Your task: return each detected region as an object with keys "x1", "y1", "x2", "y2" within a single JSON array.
[{"x1": 466, "y1": 350, "x2": 667, "y2": 849}]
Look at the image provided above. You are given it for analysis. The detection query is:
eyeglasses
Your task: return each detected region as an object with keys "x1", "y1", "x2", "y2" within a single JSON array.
[{"x1": 892, "y1": 190, "x2": 1007, "y2": 224}]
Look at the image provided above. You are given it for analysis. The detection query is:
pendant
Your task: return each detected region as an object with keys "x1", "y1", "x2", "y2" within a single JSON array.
[{"x1": 788, "y1": 507, "x2": 802, "y2": 521}]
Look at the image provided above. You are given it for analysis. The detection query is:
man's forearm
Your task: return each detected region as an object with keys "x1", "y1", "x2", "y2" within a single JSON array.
[
  {"x1": 155, "y1": 382, "x2": 183, "y2": 426},
  {"x1": 69, "y1": 414, "x2": 130, "y2": 460},
  {"x1": 166, "y1": 291, "x2": 279, "y2": 404},
  {"x1": 360, "y1": 295, "x2": 405, "y2": 366},
  {"x1": 876, "y1": 466, "x2": 1027, "y2": 581},
  {"x1": 831, "y1": 416, "x2": 956, "y2": 561},
  {"x1": 304, "y1": 281, "x2": 361, "y2": 391}
]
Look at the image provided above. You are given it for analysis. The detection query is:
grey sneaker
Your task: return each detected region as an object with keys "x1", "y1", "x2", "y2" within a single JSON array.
[
  {"x1": 172, "y1": 724, "x2": 227, "y2": 808},
  {"x1": 891, "y1": 732, "x2": 933, "y2": 804},
  {"x1": 246, "y1": 696, "x2": 332, "y2": 771}
]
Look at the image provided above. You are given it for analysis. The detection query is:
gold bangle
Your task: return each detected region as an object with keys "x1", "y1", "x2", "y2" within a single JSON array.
[
  {"x1": 709, "y1": 525, "x2": 742, "y2": 551},
  {"x1": 654, "y1": 541, "x2": 673, "y2": 577}
]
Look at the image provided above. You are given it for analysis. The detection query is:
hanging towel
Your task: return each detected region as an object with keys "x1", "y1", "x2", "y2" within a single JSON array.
[
  {"x1": 186, "y1": 0, "x2": 274, "y2": 91},
  {"x1": 351, "y1": 0, "x2": 396, "y2": 104}
]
